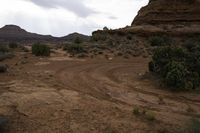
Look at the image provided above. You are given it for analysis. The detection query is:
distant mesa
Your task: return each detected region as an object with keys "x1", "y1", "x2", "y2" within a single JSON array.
[{"x1": 0, "y1": 25, "x2": 90, "y2": 42}]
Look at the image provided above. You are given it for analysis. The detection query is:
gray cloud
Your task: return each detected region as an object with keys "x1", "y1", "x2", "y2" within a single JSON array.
[
  {"x1": 108, "y1": 16, "x2": 118, "y2": 20},
  {"x1": 29, "y1": 0, "x2": 97, "y2": 17},
  {"x1": 0, "y1": 0, "x2": 148, "y2": 36}
]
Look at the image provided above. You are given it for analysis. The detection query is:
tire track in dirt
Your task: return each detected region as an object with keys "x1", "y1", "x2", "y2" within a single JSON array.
[{"x1": 56, "y1": 59, "x2": 200, "y2": 118}]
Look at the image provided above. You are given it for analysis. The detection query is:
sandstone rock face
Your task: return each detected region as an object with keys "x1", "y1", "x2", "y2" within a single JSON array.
[
  {"x1": 132, "y1": 0, "x2": 200, "y2": 25},
  {"x1": 93, "y1": 0, "x2": 200, "y2": 37},
  {"x1": 130, "y1": 0, "x2": 200, "y2": 36}
]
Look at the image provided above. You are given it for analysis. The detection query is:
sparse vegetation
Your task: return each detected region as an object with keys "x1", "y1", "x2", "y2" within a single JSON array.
[
  {"x1": 145, "y1": 111, "x2": 156, "y2": 121},
  {"x1": 149, "y1": 40, "x2": 200, "y2": 90},
  {"x1": 107, "y1": 39, "x2": 114, "y2": 47},
  {"x1": 133, "y1": 107, "x2": 156, "y2": 121},
  {"x1": 148, "y1": 35, "x2": 172, "y2": 46},
  {"x1": 91, "y1": 33, "x2": 107, "y2": 42},
  {"x1": 133, "y1": 107, "x2": 140, "y2": 115},
  {"x1": 127, "y1": 35, "x2": 132, "y2": 40},
  {"x1": 9, "y1": 42, "x2": 18, "y2": 49},
  {"x1": 0, "y1": 45, "x2": 14, "y2": 61},
  {"x1": 0, "y1": 45, "x2": 9, "y2": 53},
  {"x1": 64, "y1": 43, "x2": 85, "y2": 55},
  {"x1": 178, "y1": 118, "x2": 200, "y2": 133},
  {"x1": 32, "y1": 43, "x2": 50, "y2": 56},
  {"x1": 74, "y1": 37, "x2": 82, "y2": 44}
]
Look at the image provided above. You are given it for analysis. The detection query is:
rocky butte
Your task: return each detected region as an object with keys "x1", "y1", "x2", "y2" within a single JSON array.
[
  {"x1": 131, "y1": 0, "x2": 200, "y2": 36},
  {"x1": 93, "y1": 0, "x2": 200, "y2": 37}
]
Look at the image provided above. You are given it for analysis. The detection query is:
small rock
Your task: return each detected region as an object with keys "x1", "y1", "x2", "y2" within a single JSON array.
[
  {"x1": 138, "y1": 73, "x2": 143, "y2": 76},
  {"x1": 69, "y1": 55, "x2": 74, "y2": 58},
  {"x1": 108, "y1": 57, "x2": 113, "y2": 60},
  {"x1": 20, "y1": 60, "x2": 28, "y2": 64}
]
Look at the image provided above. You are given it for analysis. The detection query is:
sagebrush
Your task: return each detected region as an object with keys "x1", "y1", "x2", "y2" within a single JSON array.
[
  {"x1": 32, "y1": 43, "x2": 50, "y2": 56},
  {"x1": 149, "y1": 38, "x2": 200, "y2": 91}
]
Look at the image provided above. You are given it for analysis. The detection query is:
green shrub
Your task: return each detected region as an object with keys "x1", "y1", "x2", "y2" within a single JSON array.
[
  {"x1": 148, "y1": 61, "x2": 155, "y2": 72},
  {"x1": 0, "y1": 45, "x2": 9, "y2": 53},
  {"x1": 64, "y1": 43, "x2": 85, "y2": 54},
  {"x1": 145, "y1": 111, "x2": 156, "y2": 121},
  {"x1": 152, "y1": 46, "x2": 187, "y2": 74},
  {"x1": 133, "y1": 107, "x2": 140, "y2": 115},
  {"x1": 183, "y1": 38, "x2": 200, "y2": 52},
  {"x1": 9, "y1": 42, "x2": 18, "y2": 49},
  {"x1": 32, "y1": 43, "x2": 50, "y2": 56},
  {"x1": 107, "y1": 39, "x2": 114, "y2": 47},
  {"x1": 165, "y1": 62, "x2": 187, "y2": 90},
  {"x1": 91, "y1": 34, "x2": 107, "y2": 42},
  {"x1": 127, "y1": 35, "x2": 132, "y2": 40},
  {"x1": 74, "y1": 37, "x2": 82, "y2": 44},
  {"x1": 178, "y1": 118, "x2": 200, "y2": 133},
  {"x1": 149, "y1": 35, "x2": 172, "y2": 46},
  {"x1": 149, "y1": 44, "x2": 200, "y2": 90},
  {"x1": 188, "y1": 72, "x2": 200, "y2": 89}
]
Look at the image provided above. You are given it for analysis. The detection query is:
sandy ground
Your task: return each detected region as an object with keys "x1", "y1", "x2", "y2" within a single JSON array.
[{"x1": 0, "y1": 50, "x2": 200, "y2": 133}]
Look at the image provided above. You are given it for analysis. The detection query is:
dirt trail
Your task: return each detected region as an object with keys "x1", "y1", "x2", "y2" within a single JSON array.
[
  {"x1": 56, "y1": 58, "x2": 200, "y2": 116},
  {"x1": 54, "y1": 57, "x2": 200, "y2": 131}
]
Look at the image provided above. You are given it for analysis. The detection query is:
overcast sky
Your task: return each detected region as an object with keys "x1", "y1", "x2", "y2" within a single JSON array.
[{"x1": 0, "y1": 0, "x2": 148, "y2": 37}]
